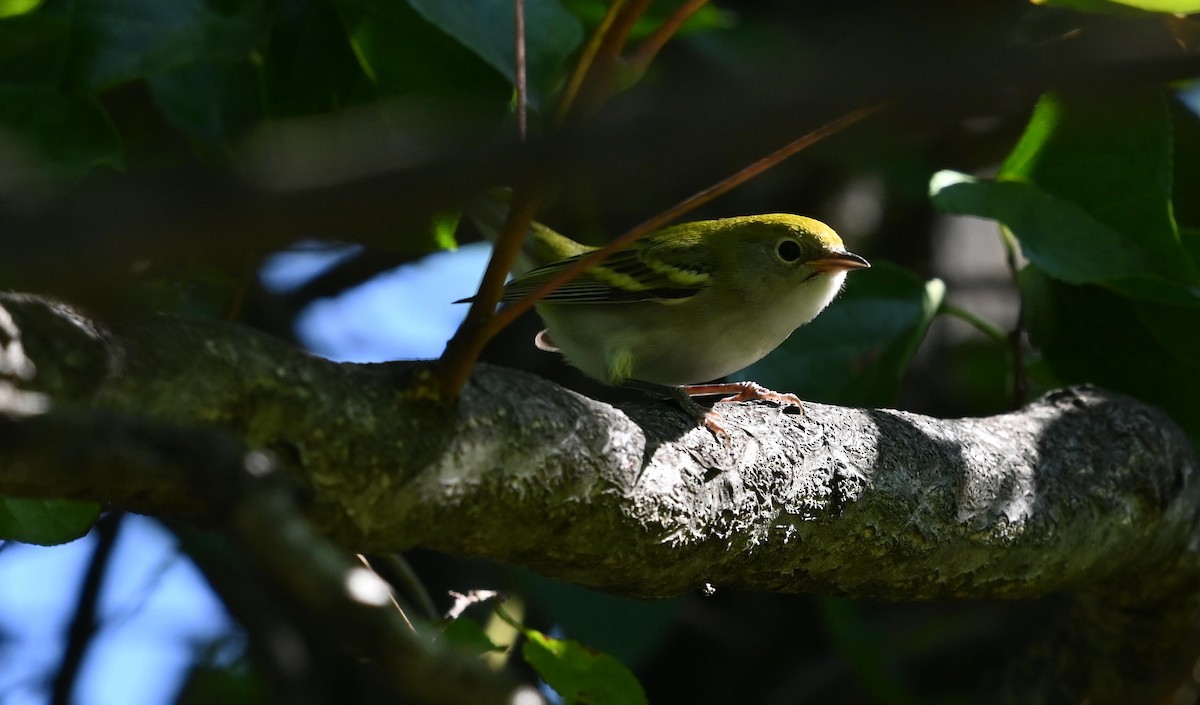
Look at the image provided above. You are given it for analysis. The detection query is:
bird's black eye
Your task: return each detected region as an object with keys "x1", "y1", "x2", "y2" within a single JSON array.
[{"x1": 776, "y1": 239, "x2": 803, "y2": 262}]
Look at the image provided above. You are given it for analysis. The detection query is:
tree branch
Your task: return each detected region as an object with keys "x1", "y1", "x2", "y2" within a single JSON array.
[{"x1": 1, "y1": 293, "x2": 1198, "y2": 703}]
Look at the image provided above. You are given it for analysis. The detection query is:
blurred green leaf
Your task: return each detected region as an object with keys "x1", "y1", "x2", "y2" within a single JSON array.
[
  {"x1": 515, "y1": 570, "x2": 679, "y2": 668},
  {"x1": 1020, "y1": 265, "x2": 1200, "y2": 438},
  {"x1": 406, "y1": 0, "x2": 583, "y2": 109},
  {"x1": 0, "y1": 0, "x2": 40, "y2": 17},
  {"x1": 64, "y1": 0, "x2": 269, "y2": 91},
  {"x1": 0, "y1": 11, "x2": 68, "y2": 85},
  {"x1": 739, "y1": 262, "x2": 945, "y2": 407},
  {"x1": 441, "y1": 617, "x2": 503, "y2": 657},
  {"x1": 1032, "y1": 0, "x2": 1200, "y2": 13},
  {"x1": 0, "y1": 497, "x2": 100, "y2": 545},
  {"x1": 430, "y1": 210, "x2": 461, "y2": 251},
  {"x1": 0, "y1": 85, "x2": 122, "y2": 183},
  {"x1": 560, "y1": 0, "x2": 733, "y2": 39},
  {"x1": 1184, "y1": 228, "x2": 1200, "y2": 271},
  {"x1": 335, "y1": 0, "x2": 510, "y2": 114},
  {"x1": 177, "y1": 660, "x2": 268, "y2": 705},
  {"x1": 1173, "y1": 99, "x2": 1200, "y2": 230},
  {"x1": 146, "y1": 60, "x2": 263, "y2": 154},
  {"x1": 522, "y1": 628, "x2": 648, "y2": 705},
  {"x1": 259, "y1": 0, "x2": 374, "y2": 117},
  {"x1": 819, "y1": 597, "x2": 919, "y2": 705}
]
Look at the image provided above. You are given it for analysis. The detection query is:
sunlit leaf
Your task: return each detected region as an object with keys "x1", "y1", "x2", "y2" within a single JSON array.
[
  {"x1": 430, "y1": 210, "x2": 461, "y2": 251},
  {"x1": 522, "y1": 629, "x2": 648, "y2": 705},
  {"x1": 931, "y1": 92, "x2": 1200, "y2": 308},
  {"x1": 0, "y1": 0, "x2": 40, "y2": 18},
  {"x1": 441, "y1": 617, "x2": 503, "y2": 657},
  {"x1": 999, "y1": 92, "x2": 1181, "y2": 267},
  {"x1": 1032, "y1": 0, "x2": 1200, "y2": 14}
]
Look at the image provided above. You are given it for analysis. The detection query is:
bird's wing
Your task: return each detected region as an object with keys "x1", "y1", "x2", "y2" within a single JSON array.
[{"x1": 498, "y1": 240, "x2": 713, "y2": 304}]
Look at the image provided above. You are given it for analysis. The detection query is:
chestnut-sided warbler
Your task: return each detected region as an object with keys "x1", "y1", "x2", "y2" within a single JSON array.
[{"x1": 482, "y1": 214, "x2": 869, "y2": 399}]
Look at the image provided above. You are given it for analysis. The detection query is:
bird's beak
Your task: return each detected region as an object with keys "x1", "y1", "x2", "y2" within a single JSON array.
[{"x1": 809, "y1": 251, "x2": 870, "y2": 273}]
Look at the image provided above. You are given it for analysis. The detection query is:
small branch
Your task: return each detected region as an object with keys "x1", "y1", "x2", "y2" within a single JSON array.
[
  {"x1": 481, "y1": 103, "x2": 886, "y2": 339},
  {"x1": 437, "y1": 190, "x2": 544, "y2": 397},
  {"x1": 514, "y1": 0, "x2": 528, "y2": 141},
  {"x1": 50, "y1": 512, "x2": 124, "y2": 705},
  {"x1": 367, "y1": 553, "x2": 441, "y2": 623},
  {"x1": 553, "y1": 0, "x2": 625, "y2": 125},
  {"x1": 3, "y1": 294, "x2": 1200, "y2": 704},
  {"x1": 626, "y1": 0, "x2": 710, "y2": 79},
  {"x1": 941, "y1": 302, "x2": 1007, "y2": 343},
  {"x1": 553, "y1": 0, "x2": 654, "y2": 125},
  {"x1": 1001, "y1": 226, "x2": 1030, "y2": 406}
]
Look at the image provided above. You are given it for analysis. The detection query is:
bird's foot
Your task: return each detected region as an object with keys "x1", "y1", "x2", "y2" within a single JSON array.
[{"x1": 679, "y1": 381, "x2": 804, "y2": 413}]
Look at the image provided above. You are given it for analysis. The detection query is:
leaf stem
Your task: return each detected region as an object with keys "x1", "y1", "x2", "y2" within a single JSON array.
[
  {"x1": 627, "y1": 0, "x2": 710, "y2": 79},
  {"x1": 438, "y1": 190, "x2": 544, "y2": 397},
  {"x1": 554, "y1": 0, "x2": 654, "y2": 125},
  {"x1": 514, "y1": 0, "x2": 528, "y2": 141},
  {"x1": 940, "y1": 302, "x2": 1007, "y2": 344}
]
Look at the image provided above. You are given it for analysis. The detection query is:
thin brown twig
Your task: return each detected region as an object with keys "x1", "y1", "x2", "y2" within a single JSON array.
[
  {"x1": 553, "y1": 0, "x2": 627, "y2": 125},
  {"x1": 626, "y1": 0, "x2": 710, "y2": 78},
  {"x1": 439, "y1": 1, "x2": 659, "y2": 398},
  {"x1": 555, "y1": 0, "x2": 654, "y2": 125},
  {"x1": 481, "y1": 103, "x2": 888, "y2": 340},
  {"x1": 514, "y1": 0, "x2": 528, "y2": 141},
  {"x1": 438, "y1": 190, "x2": 544, "y2": 397},
  {"x1": 51, "y1": 513, "x2": 124, "y2": 705},
  {"x1": 1002, "y1": 227, "x2": 1030, "y2": 407}
]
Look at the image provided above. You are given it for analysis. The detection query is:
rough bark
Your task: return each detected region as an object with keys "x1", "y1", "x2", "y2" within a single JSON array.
[{"x1": 2, "y1": 293, "x2": 1198, "y2": 704}]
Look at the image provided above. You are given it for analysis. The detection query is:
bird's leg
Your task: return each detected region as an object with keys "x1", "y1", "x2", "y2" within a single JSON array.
[
  {"x1": 680, "y1": 381, "x2": 804, "y2": 412},
  {"x1": 624, "y1": 380, "x2": 733, "y2": 443}
]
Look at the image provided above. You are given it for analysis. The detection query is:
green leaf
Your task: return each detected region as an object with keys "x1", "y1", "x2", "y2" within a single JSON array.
[
  {"x1": 146, "y1": 60, "x2": 263, "y2": 153},
  {"x1": 1172, "y1": 98, "x2": 1200, "y2": 230},
  {"x1": 0, "y1": 84, "x2": 122, "y2": 183},
  {"x1": 521, "y1": 629, "x2": 648, "y2": 705},
  {"x1": 560, "y1": 0, "x2": 733, "y2": 40},
  {"x1": 0, "y1": 11, "x2": 69, "y2": 86},
  {"x1": 818, "y1": 598, "x2": 918, "y2": 705},
  {"x1": 931, "y1": 91, "x2": 1200, "y2": 307},
  {"x1": 258, "y1": 0, "x2": 375, "y2": 117},
  {"x1": 441, "y1": 617, "x2": 503, "y2": 657},
  {"x1": 0, "y1": 497, "x2": 100, "y2": 545},
  {"x1": 515, "y1": 569, "x2": 679, "y2": 668},
  {"x1": 1032, "y1": 0, "x2": 1200, "y2": 13},
  {"x1": 932, "y1": 172, "x2": 1161, "y2": 282},
  {"x1": 0, "y1": 0, "x2": 41, "y2": 18},
  {"x1": 429, "y1": 210, "x2": 461, "y2": 251},
  {"x1": 739, "y1": 262, "x2": 944, "y2": 407},
  {"x1": 334, "y1": 0, "x2": 510, "y2": 113},
  {"x1": 931, "y1": 172, "x2": 1200, "y2": 306},
  {"x1": 406, "y1": 0, "x2": 583, "y2": 109},
  {"x1": 64, "y1": 0, "x2": 270, "y2": 91},
  {"x1": 1000, "y1": 92, "x2": 1179, "y2": 260},
  {"x1": 1019, "y1": 265, "x2": 1200, "y2": 438}
]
